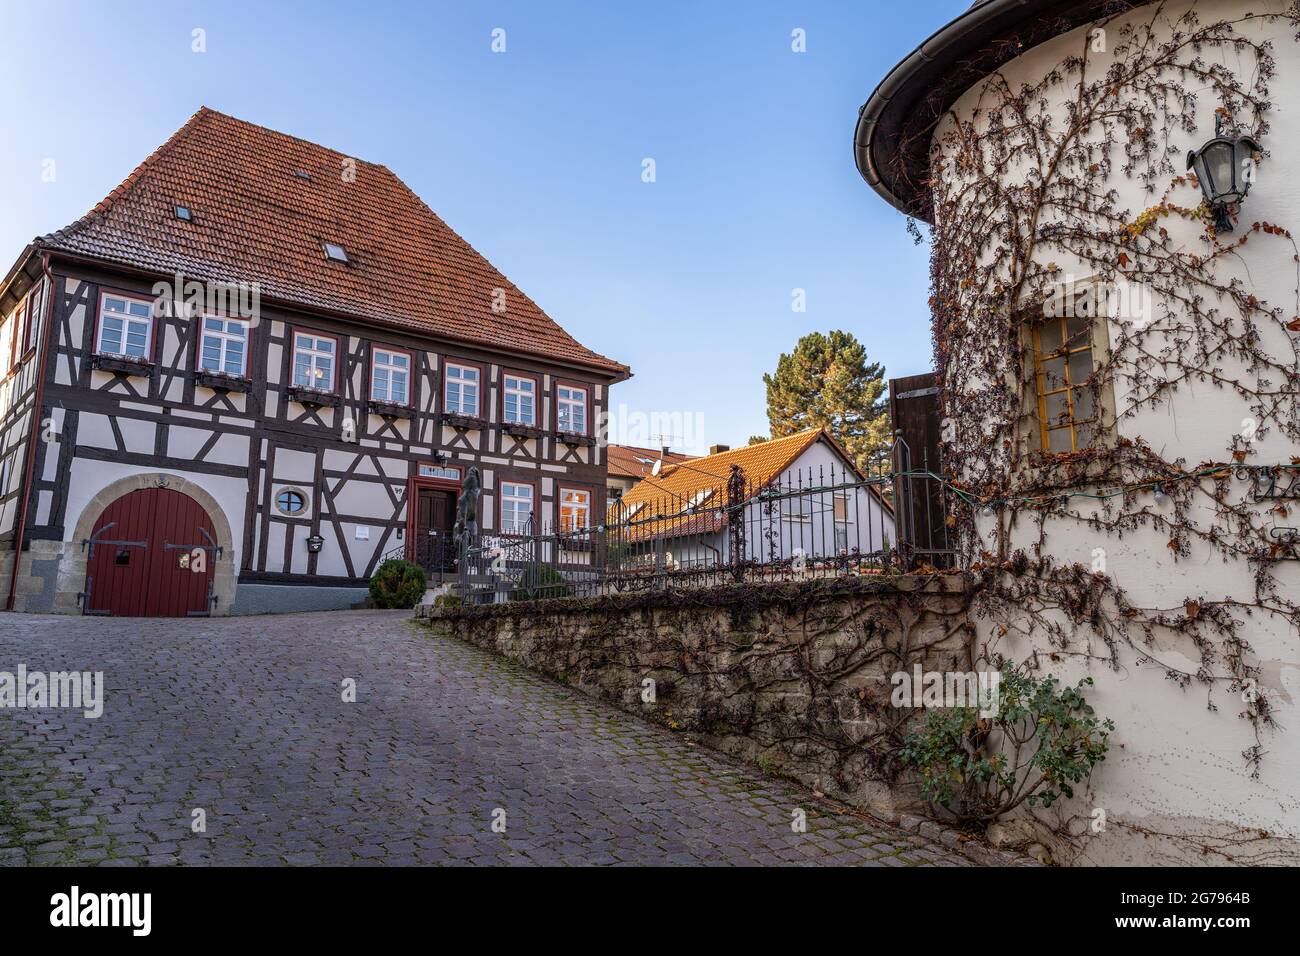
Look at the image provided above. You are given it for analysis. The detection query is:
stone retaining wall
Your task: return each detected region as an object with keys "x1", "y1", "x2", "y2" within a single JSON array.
[{"x1": 417, "y1": 574, "x2": 974, "y2": 819}]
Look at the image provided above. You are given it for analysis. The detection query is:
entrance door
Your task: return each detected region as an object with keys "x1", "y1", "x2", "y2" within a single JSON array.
[
  {"x1": 414, "y1": 487, "x2": 457, "y2": 571},
  {"x1": 84, "y1": 487, "x2": 218, "y2": 617}
]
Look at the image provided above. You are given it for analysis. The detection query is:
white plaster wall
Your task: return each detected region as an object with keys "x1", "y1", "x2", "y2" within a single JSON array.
[{"x1": 932, "y1": 0, "x2": 1300, "y2": 864}]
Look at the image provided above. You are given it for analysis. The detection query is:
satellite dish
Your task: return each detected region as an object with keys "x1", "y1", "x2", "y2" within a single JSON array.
[{"x1": 651, "y1": 458, "x2": 663, "y2": 477}]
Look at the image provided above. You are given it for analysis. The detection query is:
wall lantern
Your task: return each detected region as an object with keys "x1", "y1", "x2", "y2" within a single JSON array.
[
  {"x1": 306, "y1": 534, "x2": 324, "y2": 553},
  {"x1": 1186, "y1": 115, "x2": 1260, "y2": 234}
]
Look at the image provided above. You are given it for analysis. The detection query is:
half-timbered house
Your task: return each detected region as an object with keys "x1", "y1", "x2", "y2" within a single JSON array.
[{"x1": 0, "y1": 107, "x2": 629, "y2": 616}]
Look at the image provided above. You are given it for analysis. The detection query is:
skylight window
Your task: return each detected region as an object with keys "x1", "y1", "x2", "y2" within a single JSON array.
[
  {"x1": 174, "y1": 205, "x2": 192, "y2": 221},
  {"x1": 323, "y1": 242, "x2": 349, "y2": 263},
  {"x1": 293, "y1": 170, "x2": 312, "y2": 181}
]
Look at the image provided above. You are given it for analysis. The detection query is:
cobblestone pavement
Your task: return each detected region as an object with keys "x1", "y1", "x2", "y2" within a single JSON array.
[{"x1": 0, "y1": 611, "x2": 970, "y2": 866}]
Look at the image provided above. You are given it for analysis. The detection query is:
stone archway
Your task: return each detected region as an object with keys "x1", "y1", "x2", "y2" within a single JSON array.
[{"x1": 61, "y1": 473, "x2": 238, "y2": 616}]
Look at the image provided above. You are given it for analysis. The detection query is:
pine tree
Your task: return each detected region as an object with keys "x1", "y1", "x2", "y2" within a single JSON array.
[{"x1": 761, "y1": 330, "x2": 890, "y2": 469}]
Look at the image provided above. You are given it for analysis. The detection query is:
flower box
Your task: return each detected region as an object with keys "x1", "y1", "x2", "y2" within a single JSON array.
[
  {"x1": 90, "y1": 354, "x2": 154, "y2": 377},
  {"x1": 286, "y1": 385, "x2": 341, "y2": 408},
  {"x1": 368, "y1": 399, "x2": 412, "y2": 419},
  {"x1": 195, "y1": 369, "x2": 252, "y2": 393}
]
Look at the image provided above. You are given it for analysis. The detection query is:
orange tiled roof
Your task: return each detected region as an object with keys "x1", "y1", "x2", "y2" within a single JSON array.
[
  {"x1": 611, "y1": 429, "x2": 830, "y2": 540},
  {"x1": 606, "y1": 443, "x2": 695, "y2": 479},
  {"x1": 36, "y1": 107, "x2": 628, "y2": 378}
]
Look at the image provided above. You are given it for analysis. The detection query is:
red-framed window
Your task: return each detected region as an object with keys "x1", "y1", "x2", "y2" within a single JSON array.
[
  {"x1": 556, "y1": 382, "x2": 589, "y2": 435},
  {"x1": 371, "y1": 346, "x2": 412, "y2": 405},
  {"x1": 291, "y1": 329, "x2": 339, "y2": 392},
  {"x1": 499, "y1": 479, "x2": 536, "y2": 535},
  {"x1": 501, "y1": 371, "x2": 538, "y2": 425},
  {"x1": 558, "y1": 485, "x2": 592, "y2": 532},
  {"x1": 444, "y1": 360, "x2": 481, "y2": 416},
  {"x1": 198, "y1": 316, "x2": 251, "y2": 376},
  {"x1": 95, "y1": 291, "x2": 155, "y2": 360}
]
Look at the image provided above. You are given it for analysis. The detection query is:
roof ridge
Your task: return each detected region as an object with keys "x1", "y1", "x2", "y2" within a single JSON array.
[{"x1": 196, "y1": 106, "x2": 388, "y2": 169}]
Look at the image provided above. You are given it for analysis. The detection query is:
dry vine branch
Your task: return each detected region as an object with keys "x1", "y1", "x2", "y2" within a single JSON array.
[{"x1": 916, "y1": 1, "x2": 1300, "y2": 793}]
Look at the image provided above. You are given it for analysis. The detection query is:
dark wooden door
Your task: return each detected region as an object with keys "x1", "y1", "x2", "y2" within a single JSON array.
[
  {"x1": 888, "y1": 372, "x2": 951, "y2": 567},
  {"x1": 84, "y1": 488, "x2": 217, "y2": 617},
  {"x1": 414, "y1": 487, "x2": 456, "y2": 571}
]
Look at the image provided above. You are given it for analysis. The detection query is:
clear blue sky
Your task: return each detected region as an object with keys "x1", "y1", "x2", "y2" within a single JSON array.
[{"x1": 0, "y1": 0, "x2": 964, "y2": 453}]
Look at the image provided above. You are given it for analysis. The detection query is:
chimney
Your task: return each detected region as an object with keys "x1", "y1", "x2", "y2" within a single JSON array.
[{"x1": 709, "y1": 444, "x2": 730, "y2": 455}]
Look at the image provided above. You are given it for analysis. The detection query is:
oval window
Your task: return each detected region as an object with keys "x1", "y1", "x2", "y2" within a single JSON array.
[{"x1": 276, "y1": 488, "x2": 307, "y2": 516}]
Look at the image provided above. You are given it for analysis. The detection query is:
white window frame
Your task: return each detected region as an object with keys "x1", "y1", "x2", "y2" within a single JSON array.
[
  {"x1": 502, "y1": 373, "x2": 537, "y2": 425},
  {"x1": 371, "y1": 347, "x2": 411, "y2": 405},
  {"x1": 500, "y1": 482, "x2": 534, "y2": 534},
  {"x1": 445, "y1": 362, "x2": 480, "y2": 417},
  {"x1": 199, "y1": 316, "x2": 250, "y2": 377},
  {"x1": 96, "y1": 292, "x2": 155, "y2": 360},
  {"x1": 293, "y1": 332, "x2": 336, "y2": 391},
  {"x1": 560, "y1": 487, "x2": 591, "y2": 532},
  {"x1": 833, "y1": 493, "x2": 850, "y2": 551},
  {"x1": 557, "y1": 384, "x2": 588, "y2": 435}
]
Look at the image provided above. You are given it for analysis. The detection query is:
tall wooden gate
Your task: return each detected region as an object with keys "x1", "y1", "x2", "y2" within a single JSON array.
[
  {"x1": 84, "y1": 487, "x2": 218, "y2": 617},
  {"x1": 888, "y1": 372, "x2": 952, "y2": 568}
]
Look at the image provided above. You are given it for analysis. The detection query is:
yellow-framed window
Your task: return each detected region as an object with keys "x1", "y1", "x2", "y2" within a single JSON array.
[{"x1": 1033, "y1": 312, "x2": 1098, "y2": 452}]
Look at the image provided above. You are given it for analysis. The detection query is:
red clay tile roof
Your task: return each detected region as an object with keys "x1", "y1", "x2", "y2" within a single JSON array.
[
  {"x1": 36, "y1": 107, "x2": 629, "y2": 378},
  {"x1": 612, "y1": 430, "x2": 826, "y2": 540},
  {"x1": 611, "y1": 429, "x2": 891, "y2": 541},
  {"x1": 606, "y1": 443, "x2": 695, "y2": 479}
]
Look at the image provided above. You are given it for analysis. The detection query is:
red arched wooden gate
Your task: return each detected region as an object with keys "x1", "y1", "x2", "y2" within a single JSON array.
[{"x1": 84, "y1": 487, "x2": 218, "y2": 617}]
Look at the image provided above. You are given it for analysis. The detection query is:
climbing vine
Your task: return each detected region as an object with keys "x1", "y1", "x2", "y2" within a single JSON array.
[{"x1": 912, "y1": 0, "x2": 1300, "y2": 798}]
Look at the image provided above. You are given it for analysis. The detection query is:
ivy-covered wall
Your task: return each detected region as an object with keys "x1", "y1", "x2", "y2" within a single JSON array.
[
  {"x1": 417, "y1": 575, "x2": 974, "y2": 818},
  {"x1": 922, "y1": 0, "x2": 1300, "y2": 863}
]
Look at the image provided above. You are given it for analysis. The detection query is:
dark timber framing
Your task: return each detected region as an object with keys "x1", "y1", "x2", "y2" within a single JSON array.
[{"x1": 0, "y1": 252, "x2": 623, "y2": 613}]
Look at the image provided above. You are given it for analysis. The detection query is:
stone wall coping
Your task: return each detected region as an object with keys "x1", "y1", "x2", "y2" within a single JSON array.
[{"x1": 418, "y1": 572, "x2": 973, "y2": 622}]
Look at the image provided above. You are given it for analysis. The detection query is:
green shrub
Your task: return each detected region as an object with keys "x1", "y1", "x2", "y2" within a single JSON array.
[
  {"x1": 369, "y1": 559, "x2": 427, "y2": 609},
  {"x1": 518, "y1": 564, "x2": 571, "y2": 600},
  {"x1": 898, "y1": 665, "x2": 1114, "y2": 825}
]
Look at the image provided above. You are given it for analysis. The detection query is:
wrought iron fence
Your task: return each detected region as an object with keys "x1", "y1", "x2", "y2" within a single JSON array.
[{"x1": 405, "y1": 437, "x2": 954, "y2": 605}]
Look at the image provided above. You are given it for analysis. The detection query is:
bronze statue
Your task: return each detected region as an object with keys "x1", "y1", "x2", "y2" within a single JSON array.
[{"x1": 453, "y1": 466, "x2": 482, "y2": 561}]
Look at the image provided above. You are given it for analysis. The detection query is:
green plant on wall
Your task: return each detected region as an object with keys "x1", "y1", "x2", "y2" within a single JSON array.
[
  {"x1": 369, "y1": 558, "x2": 426, "y2": 609},
  {"x1": 898, "y1": 665, "x2": 1113, "y2": 826}
]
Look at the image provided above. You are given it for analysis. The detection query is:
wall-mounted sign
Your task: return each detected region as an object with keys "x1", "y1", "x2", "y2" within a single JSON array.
[{"x1": 419, "y1": 464, "x2": 461, "y2": 481}]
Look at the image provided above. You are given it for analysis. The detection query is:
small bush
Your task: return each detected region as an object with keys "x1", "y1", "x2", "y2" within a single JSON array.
[
  {"x1": 518, "y1": 565, "x2": 571, "y2": 600},
  {"x1": 369, "y1": 559, "x2": 427, "y2": 609},
  {"x1": 898, "y1": 665, "x2": 1114, "y2": 825}
]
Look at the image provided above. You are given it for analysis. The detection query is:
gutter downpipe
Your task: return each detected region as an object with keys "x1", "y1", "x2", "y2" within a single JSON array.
[{"x1": 6, "y1": 252, "x2": 57, "y2": 611}]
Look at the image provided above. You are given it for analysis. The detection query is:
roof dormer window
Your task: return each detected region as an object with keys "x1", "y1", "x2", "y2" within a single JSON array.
[
  {"x1": 323, "y1": 242, "x2": 348, "y2": 263},
  {"x1": 174, "y1": 205, "x2": 192, "y2": 221}
]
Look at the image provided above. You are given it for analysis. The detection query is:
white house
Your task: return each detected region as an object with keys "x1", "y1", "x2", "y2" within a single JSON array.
[{"x1": 611, "y1": 429, "x2": 894, "y2": 576}]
